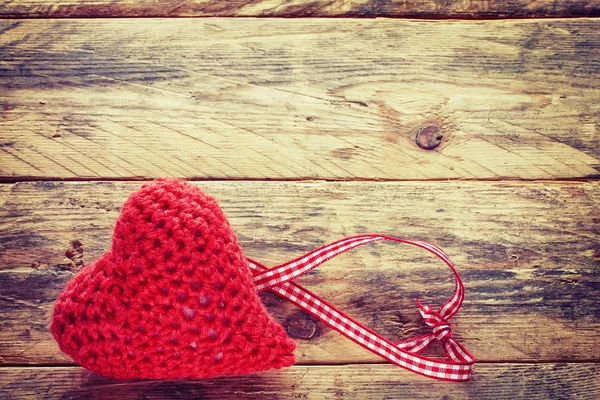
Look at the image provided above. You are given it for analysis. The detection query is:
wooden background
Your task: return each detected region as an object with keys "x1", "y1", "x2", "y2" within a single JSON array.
[{"x1": 1, "y1": 1, "x2": 599, "y2": 399}]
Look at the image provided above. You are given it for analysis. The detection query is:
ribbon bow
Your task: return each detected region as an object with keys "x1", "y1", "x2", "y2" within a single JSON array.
[
  {"x1": 393, "y1": 300, "x2": 472, "y2": 367},
  {"x1": 248, "y1": 234, "x2": 476, "y2": 382}
]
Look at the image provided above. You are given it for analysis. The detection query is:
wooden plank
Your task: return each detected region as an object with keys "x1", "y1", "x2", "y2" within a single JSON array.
[
  {"x1": 1, "y1": 18, "x2": 599, "y2": 181},
  {"x1": 1, "y1": 181, "x2": 599, "y2": 365},
  {"x1": 1, "y1": 364, "x2": 599, "y2": 399},
  {"x1": 1, "y1": 0, "x2": 599, "y2": 18}
]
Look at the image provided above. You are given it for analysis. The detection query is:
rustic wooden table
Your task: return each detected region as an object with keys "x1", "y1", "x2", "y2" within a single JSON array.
[{"x1": 1, "y1": 1, "x2": 600, "y2": 399}]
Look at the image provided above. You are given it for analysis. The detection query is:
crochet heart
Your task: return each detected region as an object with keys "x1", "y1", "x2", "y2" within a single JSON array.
[{"x1": 51, "y1": 178, "x2": 296, "y2": 379}]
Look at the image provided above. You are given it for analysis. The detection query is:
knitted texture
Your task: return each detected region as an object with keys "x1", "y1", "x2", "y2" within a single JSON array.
[{"x1": 50, "y1": 178, "x2": 296, "y2": 380}]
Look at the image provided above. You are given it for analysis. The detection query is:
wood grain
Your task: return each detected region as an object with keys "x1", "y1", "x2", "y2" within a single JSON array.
[
  {"x1": 1, "y1": 0, "x2": 599, "y2": 18},
  {"x1": 1, "y1": 19, "x2": 599, "y2": 181},
  {"x1": 1, "y1": 364, "x2": 599, "y2": 400},
  {"x1": 1, "y1": 181, "x2": 599, "y2": 365}
]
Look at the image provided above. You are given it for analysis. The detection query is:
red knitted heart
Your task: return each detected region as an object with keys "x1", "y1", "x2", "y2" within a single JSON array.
[{"x1": 51, "y1": 178, "x2": 296, "y2": 379}]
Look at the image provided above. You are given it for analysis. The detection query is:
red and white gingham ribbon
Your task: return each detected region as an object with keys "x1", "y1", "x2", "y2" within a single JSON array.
[{"x1": 247, "y1": 234, "x2": 475, "y2": 382}]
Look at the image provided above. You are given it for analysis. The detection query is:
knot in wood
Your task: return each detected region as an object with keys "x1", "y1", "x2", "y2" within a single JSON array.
[
  {"x1": 416, "y1": 126, "x2": 443, "y2": 150},
  {"x1": 283, "y1": 313, "x2": 317, "y2": 340}
]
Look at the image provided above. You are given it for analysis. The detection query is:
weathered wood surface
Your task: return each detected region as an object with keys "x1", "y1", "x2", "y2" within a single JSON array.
[
  {"x1": 1, "y1": 0, "x2": 600, "y2": 18},
  {"x1": 1, "y1": 181, "x2": 599, "y2": 365},
  {"x1": 1, "y1": 364, "x2": 599, "y2": 400},
  {"x1": 2, "y1": 18, "x2": 599, "y2": 181}
]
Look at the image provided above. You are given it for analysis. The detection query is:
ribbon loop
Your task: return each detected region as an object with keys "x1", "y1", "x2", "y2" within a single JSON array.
[{"x1": 248, "y1": 234, "x2": 476, "y2": 381}]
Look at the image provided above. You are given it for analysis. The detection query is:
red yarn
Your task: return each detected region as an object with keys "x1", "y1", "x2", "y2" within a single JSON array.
[{"x1": 51, "y1": 178, "x2": 296, "y2": 379}]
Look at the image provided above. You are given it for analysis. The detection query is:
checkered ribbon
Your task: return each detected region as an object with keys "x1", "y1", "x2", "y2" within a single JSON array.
[{"x1": 247, "y1": 234, "x2": 475, "y2": 381}]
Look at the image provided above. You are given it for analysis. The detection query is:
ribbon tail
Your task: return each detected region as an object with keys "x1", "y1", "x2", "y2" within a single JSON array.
[
  {"x1": 443, "y1": 337, "x2": 476, "y2": 364},
  {"x1": 395, "y1": 334, "x2": 436, "y2": 354}
]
